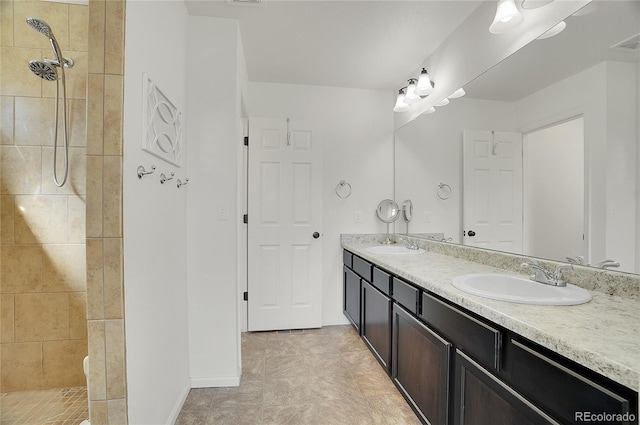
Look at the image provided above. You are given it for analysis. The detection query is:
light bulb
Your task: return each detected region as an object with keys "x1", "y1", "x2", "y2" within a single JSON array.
[
  {"x1": 393, "y1": 88, "x2": 410, "y2": 112},
  {"x1": 415, "y1": 68, "x2": 434, "y2": 96},
  {"x1": 489, "y1": 0, "x2": 524, "y2": 34},
  {"x1": 425, "y1": 107, "x2": 436, "y2": 114},
  {"x1": 435, "y1": 98, "x2": 450, "y2": 107},
  {"x1": 405, "y1": 79, "x2": 421, "y2": 104},
  {"x1": 537, "y1": 21, "x2": 566, "y2": 39}
]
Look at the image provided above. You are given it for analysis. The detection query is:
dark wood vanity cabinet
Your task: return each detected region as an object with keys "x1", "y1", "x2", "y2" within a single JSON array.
[
  {"x1": 393, "y1": 303, "x2": 451, "y2": 425},
  {"x1": 454, "y1": 350, "x2": 557, "y2": 425},
  {"x1": 343, "y1": 266, "x2": 361, "y2": 332},
  {"x1": 341, "y1": 249, "x2": 638, "y2": 425},
  {"x1": 361, "y1": 280, "x2": 392, "y2": 372}
]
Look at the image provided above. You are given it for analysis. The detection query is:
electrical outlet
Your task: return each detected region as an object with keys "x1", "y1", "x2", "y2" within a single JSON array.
[
  {"x1": 354, "y1": 210, "x2": 362, "y2": 223},
  {"x1": 424, "y1": 210, "x2": 431, "y2": 223}
]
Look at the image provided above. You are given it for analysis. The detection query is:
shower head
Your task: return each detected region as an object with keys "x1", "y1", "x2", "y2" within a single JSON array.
[
  {"x1": 26, "y1": 17, "x2": 54, "y2": 38},
  {"x1": 28, "y1": 60, "x2": 58, "y2": 81}
]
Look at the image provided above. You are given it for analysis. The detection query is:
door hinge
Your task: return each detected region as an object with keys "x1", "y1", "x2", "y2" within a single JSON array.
[
  {"x1": 243, "y1": 214, "x2": 248, "y2": 224},
  {"x1": 244, "y1": 136, "x2": 249, "y2": 146},
  {"x1": 243, "y1": 291, "x2": 248, "y2": 301}
]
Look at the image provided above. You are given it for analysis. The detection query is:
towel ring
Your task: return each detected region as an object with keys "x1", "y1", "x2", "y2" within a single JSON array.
[
  {"x1": 335, "y1": 180, "x2": 352, "y2": 199},
  {"x1": 437, "y1": 183, "x2": 452, "y2": 200}
]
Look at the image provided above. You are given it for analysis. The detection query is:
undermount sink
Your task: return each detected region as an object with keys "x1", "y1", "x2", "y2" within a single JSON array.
[
  {"x1": 366, "y1": 245, "x2": 426, "y2": 255},
  {"x1": 452, "y1": 273, "x2": 592, "y2": 305}
]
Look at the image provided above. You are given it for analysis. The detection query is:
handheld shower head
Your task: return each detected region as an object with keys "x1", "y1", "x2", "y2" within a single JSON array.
[
  {"x1": 28, "y1": 60, "x2": 58, "y2": 81},
  {"x1": 26, "y1": 17, "x2": 54, "y2": 38}
]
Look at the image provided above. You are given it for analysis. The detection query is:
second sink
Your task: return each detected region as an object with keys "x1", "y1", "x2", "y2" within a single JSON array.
[{"x1": 452, "y1": 273, "x2": 592, "y2": 305}]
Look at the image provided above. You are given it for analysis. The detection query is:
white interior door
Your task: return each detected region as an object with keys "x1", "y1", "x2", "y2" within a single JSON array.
[
  {"x1": 247, "y1": 117, "x2": 323, "y2": 331},
  {"x1": 463, "y1": 130, "x2": 523, "y2": 253}
]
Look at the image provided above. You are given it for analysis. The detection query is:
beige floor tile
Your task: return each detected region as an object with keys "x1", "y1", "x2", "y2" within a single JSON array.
[
  {"x1": 263, "y1": 376, "x2": 316, "y2": 406},
  {"x1": 240, "y1": 357, "x2": 264, "y2": 381},
  {"x1": 264, "y1": 355, "x2": 307, "y2": 380},
  {"x1": 212, "y1": 379, "x2": 263, "y2": 406},
  {"x1": 205, "y1": 404, "x2": 262, "y2": 425},
  {"x1": 262, "y1": 403, "x2": 317, "y2": 425},
  {"x1": 181, "y1": 388, "x2": 215, "y2": 412},
  {"x1": 175, "y1": 411, "x2": 209, "y2": 425},
  {"x1": 315, "y1": 397, "x2": 376, "y2": 425},
  {"x1": 366, "y1": 392, "x2": 424, "y2": 425}
]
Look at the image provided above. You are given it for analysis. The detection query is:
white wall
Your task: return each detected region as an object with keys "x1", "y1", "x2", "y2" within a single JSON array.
[
  {"x1": 186, "y1": 16, "x2": 245, "y2": 386},
  {"x1": 394, "y1": 98, "x2": 517, "y2": 242},
  {"x1": 122, "y1": 1, "x2": 191, "y2": 424},
  {"x1": 246, "y1": 83, "x2": 394, "y2": 326},
  {"x1": 517, "y1": 61, "x2": 638, "y2": 272}
]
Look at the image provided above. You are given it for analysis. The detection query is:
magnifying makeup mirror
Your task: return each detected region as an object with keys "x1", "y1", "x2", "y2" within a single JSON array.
[
  {"x1": 402, "y1": 199, "x2": 413, "y2": 235},
  {"x1": 376, "y1": 199, "x2": 400, "y2": 244}
]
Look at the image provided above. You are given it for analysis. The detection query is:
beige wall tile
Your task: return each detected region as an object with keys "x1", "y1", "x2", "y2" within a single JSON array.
[
  {"x1": 108, "y1": 398, "x2": 128, "y2": 425},
  {"x1": 68, "y1": 98, "x2": 87, "y2": 147},
  {"x1": 102, "y1": 156, "x2": 121, "y2": 237},
  {"x1": 41, "y1": 147, "x2": 86, "y2": 195},
  {"x1": 1, "y1": 96, "x2": 14, "y2": 145},
  {"x1": 1, "y1": 294, "x2": 15, "y2": 343},
  {"x1": 14, "y1": 96, "x2": 55, "y2": 146},
  {"x1": 88, "y1": 0, "x2": 105, "y2": 74},
  {"x1": 42, "y1": 244, "x2": 86, "y2": 292},
  {"x1": 87, "y1": 74, "x2": 104, "y2": 155},
  {"x1": 86, "y1": 155, "x2": 103, "y2": 237},
  {"x1": 13, "y1": 1, "x2": 70, "y2": 50},
  {"x1": 90, "y1": 400, "x2": 108, "y2": 425},
  {"x1": 104, "y1": 0, "x2": 124, "y2": 76},
  {"x1": 0, "y1": 341, "x2": 43, "y2": 391},
  {"x1": 88, "y1": 320, "x2": 106, "y2": 399},
  {"x1": 14, "y1": 195, "x2": 68, "y2": 243},
  {"x1": 103, "y1": 238, "x2": 122, "y2": 319},
  {"x1": 1, "y1": 0, "x2": 14, "y2": 47},
  {"x1": 0, "y1": 244, "x2": 43, "y2": 293},
  {"x1": 0, "y1": 146, "x2": 42, "y2": 194},
  {"x1": 86, "y1": 238, "x2": 104, "y2": 319},
  {"x1": 103, "y1": 75, "x2": 122, "y2": 156},
  {"x1": 69, "y1": 4, "x2": 89, "y2": 52},
  {"x1": 68, "y1": 194, "x2": 86, "y2": 243},
  {"x1": 42, "y1": 51, "x2": 88, "y2": 100},
  {"x1": 0, "y1": 195, "x2": 15, "y2": 244},
  {"x1": 0, "y1": 46, "x2": 43, "y2": 97},
  {"x1": 15, "y1": 293, "x2": 70, "y2": 341},
  {"x1": 43, "y1": 339, "x2": 87, "y2": 388},
  {"x1": 105, "y1": 319, "x2": 125, "y2": 399},
  {"x1": 69, "y1": 292, "x2": 87, "y2": 339}
]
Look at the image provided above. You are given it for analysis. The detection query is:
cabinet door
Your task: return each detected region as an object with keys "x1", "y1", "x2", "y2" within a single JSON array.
[
  {"x1": 343, "y1": 266, "x2": 361, "y2": 332},
  {"x1": 362, "y1": 280, "x2": 392, "y2": 372},
  {"x1": 454, "y1": 350, "x2": 560, "y2": 425},
  {"x1": 392, "y1": 303, "x2": 451, "y2": 425}
]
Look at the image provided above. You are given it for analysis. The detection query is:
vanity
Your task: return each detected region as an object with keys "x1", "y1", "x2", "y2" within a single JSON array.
[{"x1": 342, "y1": 235, "x2": 638, "y2": 425}]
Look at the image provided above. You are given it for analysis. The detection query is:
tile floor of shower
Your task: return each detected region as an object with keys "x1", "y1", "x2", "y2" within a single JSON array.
[
  {"x1": 0, "y1": 386, "x2": 88, "y2": 425},
  {"x1": 177, "y1": 325, "x2": 421, "y2": 425}
]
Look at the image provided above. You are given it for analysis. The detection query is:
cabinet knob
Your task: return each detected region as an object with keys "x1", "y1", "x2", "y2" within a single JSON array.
[
  {"x1": 313, "y1": 232, "x2": 320, "y2": 239},
  {"x1": 467, "y1": 230, "x2": 476, "y2": 237}
]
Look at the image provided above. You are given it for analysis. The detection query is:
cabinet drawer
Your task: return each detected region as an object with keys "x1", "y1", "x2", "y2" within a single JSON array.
[
  {"x1": 392, "y1": 277, "x2": 419, "y2": 315},
  {"x1": 507, "y1": 338, "x2": 636, "y2": 424},
  {"x1": 352, "y1": 255, "x2": 372, "y2": 282},
  {"x1": 372, "y1": 267, "x2": 392, "y2": 296},
  {"x1": 343, "y1": 250, "x2": 352, "y2": 268},
  {"x1": 421, "y1": 292, "x2": 501, "y2": 370}
]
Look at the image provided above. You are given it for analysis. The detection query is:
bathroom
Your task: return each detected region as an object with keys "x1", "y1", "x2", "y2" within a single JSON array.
[{"x1": 0, "y1": 0, "x2": 638, "y2": 424}]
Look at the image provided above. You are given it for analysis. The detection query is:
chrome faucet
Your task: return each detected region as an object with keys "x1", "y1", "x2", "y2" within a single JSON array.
[
  {"x1": 565, "y1": 256, "x2": 584, "y2": 265},
  {"x1": 593, "y1": 259, "x2": 620, "y2": 269},
  {"x1": 521, "y1": 262, "x2": 572, "y2": 287},
  {"x1": 397, "y1": 236, "x2": 419, "y2": 250}
]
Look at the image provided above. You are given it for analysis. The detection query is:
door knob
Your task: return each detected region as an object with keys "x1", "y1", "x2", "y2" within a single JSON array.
[
  {"x1": 467, "y1": 230, "x2": 476, "y2": 237},
  {"x1": 313, "y1": 232, "x2": 320, "y2": 239}
]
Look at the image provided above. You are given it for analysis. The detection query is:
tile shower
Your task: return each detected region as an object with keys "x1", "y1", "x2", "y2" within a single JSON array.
[{"x1": 2, "y1": 0, "x2": 127, "y2": 422}]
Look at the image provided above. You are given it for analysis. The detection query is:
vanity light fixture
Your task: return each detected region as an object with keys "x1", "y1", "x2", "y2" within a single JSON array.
[
  {"x1": 448, "y1": 88, "x2": 466, "y2": 98},
  {"x1": 404, "y1": 79, "x2": 421, "y2": 104},
  {"x1": 393, "y1": 87, "x2": 411, "y2": 112},
  {"x1": 435, "y1": 98, "x2": 450, "y2": 107},
  {"x1": 537, "y1": 20, "x2": 566, "y2": 39},
  {"x1": 415, "y1": 68, "x2": 434, "y2": 96},
  {"x1": 489, "y1": 0, "x2": 524, "y2": 34}
]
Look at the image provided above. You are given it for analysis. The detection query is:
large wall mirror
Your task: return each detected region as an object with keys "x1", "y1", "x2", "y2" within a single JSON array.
[{"x1": 395, "y1": 0, "x2": 639, "y2": 274}]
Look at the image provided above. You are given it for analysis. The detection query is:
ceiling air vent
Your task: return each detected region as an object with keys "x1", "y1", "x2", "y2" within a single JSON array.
[{"x1": 610, "y1": 33, "x2": 640, "y2": 51}]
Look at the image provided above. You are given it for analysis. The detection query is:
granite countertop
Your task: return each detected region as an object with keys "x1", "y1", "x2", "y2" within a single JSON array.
[{"x1": 342, "y1": 241, "x2": 639, "y2": 392}]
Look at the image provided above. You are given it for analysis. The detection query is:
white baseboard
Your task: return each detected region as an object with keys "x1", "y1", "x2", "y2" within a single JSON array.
[
  {"x1": 168, "y1": 382, "x2": 191, "y2": 425},
  {"x1": 190, "y1": 376, "x2": 240, "y2": 388}
]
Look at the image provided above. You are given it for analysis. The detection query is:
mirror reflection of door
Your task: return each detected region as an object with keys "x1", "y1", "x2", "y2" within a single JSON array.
[{"x1": 523, "y1": 117, "x2": 585, "y2": 263}]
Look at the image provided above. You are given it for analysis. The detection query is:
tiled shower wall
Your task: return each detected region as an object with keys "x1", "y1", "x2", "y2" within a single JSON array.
[
  {"x1": 0, "y1": 0, "x2": 88, "y2": 392},
  {"x1": 86, "y1": 0, "x2": 127, "y2": 423}
]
